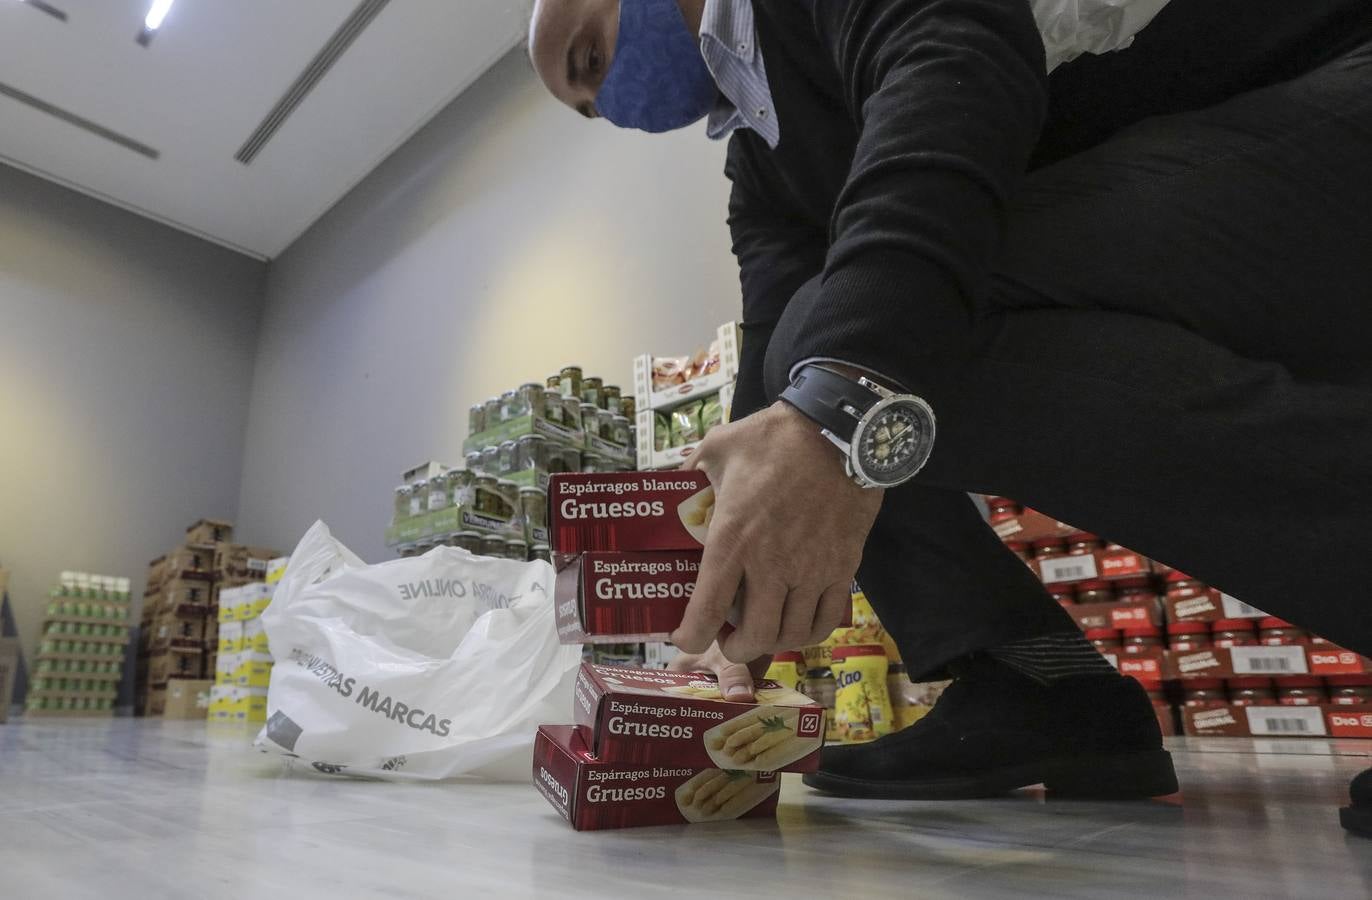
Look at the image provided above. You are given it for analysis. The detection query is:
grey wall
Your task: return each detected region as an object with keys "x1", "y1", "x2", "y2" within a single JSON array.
[
  {"x1": 236, "y1": 49, "x2": 743, "y2": 559},
  {"x1": 0, "y1": 164, "x2": 267, "y2": 670}
]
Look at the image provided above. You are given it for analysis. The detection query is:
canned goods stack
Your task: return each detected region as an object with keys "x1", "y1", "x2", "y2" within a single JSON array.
[
  {"x1": 631, "y1": 321, "x2": 742, "y2": 470},
  {"x1": 385, "y1": 459, "x2": 553, "y2": 561},
  {"x1": 988, "y1": 496, "x2": 1372, "y2": 739},
  {"x1": 465, "y1": 370, "x2": 636, "y2": 480},
  {"x1": 25, "y1": 571, "x2": 132, "y2": 717},
  {"x1": 387, "y1": 367, "x2": 640, "y2": 558}
]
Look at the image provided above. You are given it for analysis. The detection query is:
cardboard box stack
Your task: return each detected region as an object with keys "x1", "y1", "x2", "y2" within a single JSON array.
[
  {"x1": 987, "y1": 496, "x2": 1372, "y2": 739},
  {"x1": 206, "y1": 555, "x2": 288, "y2": 725},
  {"x1": 136, "y1": 518, "x2": 280, "y2": 716},
  {"x1": 26, "y1": 571, "x2": 131, "y2": 717}
]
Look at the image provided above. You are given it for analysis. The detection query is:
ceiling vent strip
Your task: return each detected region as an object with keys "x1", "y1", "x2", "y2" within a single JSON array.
[
  {"x1": 233, "y1": 0, "x2": 392, "y2": 165},
  {"x1": 24, "y1": 1, "x2": 68, "y2": 22},
  {"x1": 0, "y1": 81, "x2": 159, "y2": 159}
]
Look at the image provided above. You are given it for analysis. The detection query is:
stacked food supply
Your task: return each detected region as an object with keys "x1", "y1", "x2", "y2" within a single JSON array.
[
  {"x1": 536, "y1": 470, "x2": 824, "y2": 830},
  {"x1": 26, "y1": 571, "x2": 131, "y2": 716},
  {"x1": 988, "y1": 496, "x2": 1372, "y2": 739},
  {"x1": 135, "y1": 518, "x2": 280, "y2": 717},
  {"x1": 386, "y1": 368, "x2": 637, "y2": 559},
  {"x1": 792, "y1": 586, "x2": 948, "y2": 744},
  {"x1": 207, "y1": 555, "x2": 288, "y2": 725},
  {"x1": 632, "y1": 322, "x2": 740, "y2": 470}
]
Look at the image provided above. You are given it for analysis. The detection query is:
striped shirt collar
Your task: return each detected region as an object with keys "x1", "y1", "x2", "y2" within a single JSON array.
[{"x1": 699, "y1": 0, "x2": 779, "y2": 148}]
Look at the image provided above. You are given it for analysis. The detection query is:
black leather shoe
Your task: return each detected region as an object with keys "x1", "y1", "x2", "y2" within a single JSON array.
[
  {"x1": 803, "y1": 654, "x2": 1178, "y2": 799},
  {"x1": 1340, "y1": 768, "x2": 1372, "y2": 837}
]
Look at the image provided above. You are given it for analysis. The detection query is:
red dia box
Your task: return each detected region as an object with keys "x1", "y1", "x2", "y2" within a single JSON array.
[
  {"x1": 555, "y1": 550, "x2": 701, "y2": 644},
  {"x1": 548, "y1": 472, "x2": 714, "y2": 553},
  {"x1": 533, "y1": 725, "x2": 781, "y2": 831},
  {"x1": 573, "y1": 663, "x2": 824, "y2": 773}
]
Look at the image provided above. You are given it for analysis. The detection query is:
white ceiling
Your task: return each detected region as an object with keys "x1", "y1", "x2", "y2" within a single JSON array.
[{"x1": 0, "y1": 0, "x2": 524, "y2": 259}]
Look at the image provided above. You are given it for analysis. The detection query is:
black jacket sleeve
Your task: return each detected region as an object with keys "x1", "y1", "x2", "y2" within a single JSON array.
[
  {"x1": 723, "y1": 137, "x2": 827, "y2": 419},
  {"x1": 781, "y1": 0, "x2": 1049, "y2": 388}
]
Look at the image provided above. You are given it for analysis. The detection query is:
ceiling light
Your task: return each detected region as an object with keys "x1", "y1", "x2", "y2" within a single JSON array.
[{"x1": 144, "y1": 0, "x2": 174, "y2": 30}]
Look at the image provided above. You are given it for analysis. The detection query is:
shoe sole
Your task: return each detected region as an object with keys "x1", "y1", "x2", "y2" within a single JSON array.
[
  {"x1": 1340, "y1": 804, "x2": 1372, "y2": 837},
  {"x1": 802, "y1": 749, "x2": 1179, "y2": 800}
]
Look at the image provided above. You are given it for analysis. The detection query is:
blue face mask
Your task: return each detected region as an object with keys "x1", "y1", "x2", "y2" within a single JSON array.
[{"x1": 594, "y1": 0, "x2": 719, "y2": 133}]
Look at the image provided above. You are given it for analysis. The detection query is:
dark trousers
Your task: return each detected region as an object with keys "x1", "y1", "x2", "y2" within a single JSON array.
[{"x1": 762, "y1": 38, "x2": 1372, "y2": 679}]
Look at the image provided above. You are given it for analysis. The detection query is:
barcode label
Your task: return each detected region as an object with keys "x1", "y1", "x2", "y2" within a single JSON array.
[
  {"x1": 1220, "y1": 594, "x2": 1267, "y2": 618},
  {"x1": 1244, "y1": 706, "x2": 1325, "y2": 736},
  {"x1": 1039, "y1": 555, "x2": 1099, "y2": 584},
  {"x1": 1230, "y1": 645, "x2": 1308, "y2": 675}
]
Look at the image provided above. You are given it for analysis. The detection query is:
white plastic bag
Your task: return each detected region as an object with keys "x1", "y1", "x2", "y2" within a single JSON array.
[
  {"x1": 1032, "y1": 0, "x2": 1172, "y2": 72},
  {"x1": 254, "y1": 521, "x2": 581, "y2": 781}
]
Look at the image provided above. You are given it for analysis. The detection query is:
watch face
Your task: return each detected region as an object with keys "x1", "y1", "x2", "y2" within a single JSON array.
[{"x1": 854, "y1": 398, "x2": 935, "y2": 487}]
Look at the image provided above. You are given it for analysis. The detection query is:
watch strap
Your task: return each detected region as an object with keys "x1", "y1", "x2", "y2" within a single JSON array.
[{"x1": 779, "y1": 365, "x2": 880, "y2": 439}]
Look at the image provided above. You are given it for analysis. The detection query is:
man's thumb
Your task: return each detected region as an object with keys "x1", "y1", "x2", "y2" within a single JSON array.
[{"x1": 716, "y1": 661, "x2": 755, "y2": 701}]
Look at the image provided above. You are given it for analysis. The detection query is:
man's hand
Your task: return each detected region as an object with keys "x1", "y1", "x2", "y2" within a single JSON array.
[
  {"x1": 670, "y1": 401, "x2": 883, "y2": 663},
  {"x1": 667, "y1": 643, "x2": 772, "y2": 701}
]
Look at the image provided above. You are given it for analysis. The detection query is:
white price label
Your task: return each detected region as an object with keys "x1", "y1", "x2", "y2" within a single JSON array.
[
  {"x1": 1039, "y1": 555, "x2": 1098, "y2": 584},
  {"x1": 1229, "y1": 645, "x2": 1308, "y2": 675},
  {"x1": 1220, "y1": 593, "x2": 1267, "y2": 618},
  {"x1": 1244, "y1": 706, "x2": 1326, "y2": 737}
]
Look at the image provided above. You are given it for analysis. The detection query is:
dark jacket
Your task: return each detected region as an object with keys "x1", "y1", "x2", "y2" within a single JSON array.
[{"x1": 727, "y1": 0, "x2": 1372, "y2": 417}]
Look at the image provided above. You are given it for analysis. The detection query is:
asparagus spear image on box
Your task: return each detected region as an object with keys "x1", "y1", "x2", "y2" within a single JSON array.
[
  {"x1": 677, "y1": 485, "x2": 716, "y2": 544},
  {"x1": 675, "y1": 768, "x2": 780, "y2": 823},
  {"x1": 704, "y1": 707, "x2": 813, "y2": 771}
]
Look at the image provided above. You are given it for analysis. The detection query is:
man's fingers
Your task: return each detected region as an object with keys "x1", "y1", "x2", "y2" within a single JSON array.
[
  {"x1": 720, "y1": 575, "x2": 784, "y2": 663},
  {"x1": 776, "y1": 586, "x2": 821, "y2": 652},
  {"x1": 671, "y1": 536, "x2": 743, "y2": 654},
  {"x1": 806, "y1": 582, "x2": 853, "y2": 646}
]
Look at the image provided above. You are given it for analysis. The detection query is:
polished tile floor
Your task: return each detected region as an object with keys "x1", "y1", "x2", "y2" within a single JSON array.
[{"x1": 1, "y1": 719, "x2": 1370, "y2": 898}]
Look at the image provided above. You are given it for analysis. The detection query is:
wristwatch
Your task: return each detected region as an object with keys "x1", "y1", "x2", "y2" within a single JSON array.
[{"x1": 779, "y1": 364, "x2": 936, "y2": 488}]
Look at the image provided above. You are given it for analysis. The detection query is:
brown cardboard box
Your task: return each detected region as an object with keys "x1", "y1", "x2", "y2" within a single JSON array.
[
  {"x1": 164, "y1": 543, "x2": 217, "y2": 575},
  {"x1": 162, "y1": 574, "x2": 214, "y2": 611},
  {"x1": 148, "y1": 647, "x2": 205, "y2": 685},
  {"x1": 151, "y1": 608, "x2": 209, "y2": 650},
  {"x1": 213, "y1": 544, "x2": 280, "y2": 581},
  {"x1": 162, "y1": 678, "x2": 212, "y2": 719},
  {"x1": 186, "y1": 518, "x2": 234, "y2": 544},
  {"x1": 146, "y1": 555, "x2": 167, "y2": 591},
  {"x1": 0, "y1": 637, "x2": 19, "y2": 724}
]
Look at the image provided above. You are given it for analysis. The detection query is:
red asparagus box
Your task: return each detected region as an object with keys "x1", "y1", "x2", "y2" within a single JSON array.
[
  {"x1": 548, "y1": 472, "x2": 714, "y2": 553},
  {"x1": 555, "y1": 550, "x2": 702, "y2": 644},
  {"x1": 572, "y1": 663, "x2": 824, "y2": 773},
  {"x1": 533, "y1": 725, "x2": 781, "y2": 831}
]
